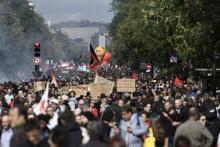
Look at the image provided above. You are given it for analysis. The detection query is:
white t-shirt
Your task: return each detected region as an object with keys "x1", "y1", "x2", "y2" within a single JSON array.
[
  {"x1": 47, "y1": 113, "x2": 58, "y2": 130},
  {"x1": 1, "y1": 128, "x2": 13, "y2": 147},
  {"x1": 68, "y1": 97, "x2": 77, "y2": 111},
  {"x1": 4, "y1": 94, "x2": 14, "y2": 105}
]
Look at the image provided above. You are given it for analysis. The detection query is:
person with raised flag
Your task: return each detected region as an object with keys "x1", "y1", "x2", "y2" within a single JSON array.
[
  {"x1": 33, "y1": 82, "x2": 50, "y2": 115},
  {"x1": 51, "y1": 74, "x2": 58, "y2": 88}
]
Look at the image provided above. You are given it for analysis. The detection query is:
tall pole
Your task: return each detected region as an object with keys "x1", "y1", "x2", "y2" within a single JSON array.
[
  {"x1": 34, "y1": 42, "x2": 41, "y2": 81},
  {"x1": 212, "y1": 50, "x2": 217, "y2": 96},
  {"x1": 35, "y1": 65, "x2": 39, "y2": 81}
]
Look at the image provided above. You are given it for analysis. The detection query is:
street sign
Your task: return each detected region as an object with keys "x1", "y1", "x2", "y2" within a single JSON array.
[{"x1": 33, "y1": 57, "x2": 41, "y2": 65}]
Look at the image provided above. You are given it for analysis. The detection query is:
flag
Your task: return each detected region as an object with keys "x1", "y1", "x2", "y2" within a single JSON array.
[
  {"x1": 174, "y1": 76, "x2": 183, "y2": 87},
  {"x1": 89, "y1": 44, "x2": 99, "y2": 71},
  {"x1": 131, "y1": 72, "x2": 138, "y2": 80},
  {"x1": 34, "y1": 82, "x2": 50, "y2": 115}
]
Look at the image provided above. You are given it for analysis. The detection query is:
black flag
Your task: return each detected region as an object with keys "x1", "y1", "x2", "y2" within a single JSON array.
[{"x1": 89, "y1": 44, "x2": 99, "y2": 70}]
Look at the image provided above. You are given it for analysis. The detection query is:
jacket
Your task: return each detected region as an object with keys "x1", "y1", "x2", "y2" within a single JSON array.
[
  {"x1": 174, "y1": 120, "x2": 213, "y2": 147},
  {"x1": 200, "y1": 99, "x2": 217, "y2": 121},
  {"x1": 67, "y1": 123, "x2": 83, "y2": 147},
  {"x1": 120, "y1": 113, "x2": 147, "y2": 147}
]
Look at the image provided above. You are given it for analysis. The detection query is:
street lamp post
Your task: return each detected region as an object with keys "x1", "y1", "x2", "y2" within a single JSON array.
[{"x1": 212, "y1": 50, "x2": 217, "y2": 96}]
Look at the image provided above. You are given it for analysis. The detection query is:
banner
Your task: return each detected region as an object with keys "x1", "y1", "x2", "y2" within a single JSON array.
[
  {"x1": 117, "y1": 79, "x2": 136, "y2": 92},
  {"x1": 90, "y1": 82, "x2": 112, "y2": 97},
  {"x1": 69, "y1": 85, "x2": 89, "y2": 96},
  {"x1": 57, "y1": 85, "x2": 89, "y2": 96},
  {"x1": 34, "y1": 81, "x2": 45, "y2": 92},
  {"x1": 77, "y1": 65, "x2": 87, "y2": 72},
  {"x1": 57, "y1": 87, "x2": 69, "y2": 95},
  {"x1": 94, "y1": 75, "x2": 114, "y2": 94}
]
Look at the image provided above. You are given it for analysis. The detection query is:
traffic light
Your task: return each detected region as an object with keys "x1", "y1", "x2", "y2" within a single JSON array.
[{"x1": 34, "y1": 42, "x2": 40, "y2": 57}]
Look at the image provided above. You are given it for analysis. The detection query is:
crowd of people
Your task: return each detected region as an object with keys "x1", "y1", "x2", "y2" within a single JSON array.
[{"x1": 0, "y1": 65, "x2": 219, "y2": 147}]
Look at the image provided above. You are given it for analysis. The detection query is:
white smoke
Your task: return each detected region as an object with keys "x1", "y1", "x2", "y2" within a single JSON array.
[{"x1": 0, "y1": 72, "x2": 9, "y2": 83}]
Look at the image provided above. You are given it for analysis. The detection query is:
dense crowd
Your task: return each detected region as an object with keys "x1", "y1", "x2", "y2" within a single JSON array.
[{"x1": 0, "y1": 65, "x2": 219, "y2": 147}]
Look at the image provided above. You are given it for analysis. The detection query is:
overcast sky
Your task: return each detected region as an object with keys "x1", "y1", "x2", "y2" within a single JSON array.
[{"x1": 32, "y1": 0, "x2": 113, "y2": 23}]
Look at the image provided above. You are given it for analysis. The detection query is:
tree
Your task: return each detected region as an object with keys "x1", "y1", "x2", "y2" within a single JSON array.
[
  {"x1": 0, "y1": 0, "x2": 80, "y2": 79},
  {"x1": 109, "y1": 0, "x2": 220, "y2": 68}
]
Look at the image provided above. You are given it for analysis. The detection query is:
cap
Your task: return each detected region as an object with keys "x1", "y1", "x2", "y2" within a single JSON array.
[{"x1": 50, "y1": 99, "x2": 59, "y2": 105}]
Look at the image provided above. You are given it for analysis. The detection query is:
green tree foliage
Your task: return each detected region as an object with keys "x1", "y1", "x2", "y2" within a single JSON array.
[
  {"x1": 109, "y1": 0, "x2": 220, "y2": 67},
  {"x1": 0, "y1": 0, "x2": 80, "y2": 76}
]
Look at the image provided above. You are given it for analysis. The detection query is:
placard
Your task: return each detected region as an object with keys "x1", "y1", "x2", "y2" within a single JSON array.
[
  {"x1": 34, "y1": 81, "x2": 45, "y2": 92},
  {"x1": 94, "y1": 76, "x2": 114, "y2": 94},
  {"x1": 57, "y1": 87, "x2": 69, "y2": 95},
  {"x1": 90, "y1": 82, "x2": 112, "y2": 97},
  {"x1": 117, "y1": 79, "x2": 136, "y2": 92},
  {"x1": 69, "y1": 85, "x2": 89, "y2": 96}
]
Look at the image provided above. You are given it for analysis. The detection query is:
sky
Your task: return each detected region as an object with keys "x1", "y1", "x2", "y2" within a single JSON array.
[{"x1": 31, "y1": 0, "x2": 114, "y2": 24}]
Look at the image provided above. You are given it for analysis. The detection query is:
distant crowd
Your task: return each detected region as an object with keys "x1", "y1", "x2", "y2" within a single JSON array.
[{"x1": 0, "y1": 64, "x2": 219, "y2": 147}]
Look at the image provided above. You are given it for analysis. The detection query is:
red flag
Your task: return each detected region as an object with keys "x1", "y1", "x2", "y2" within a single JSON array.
[
  {"x1": 9, "y1": 101, "x2": 14, "y2": 108},
  {"x1": 89, "y1": 44, "x2": 99, "y2": 71},
  {"x1": 174, "y1": 76, "x2": 183, "y2": 87},
  {"x1": 131, "y1": 72, "x2": 138, "y2": 80}
]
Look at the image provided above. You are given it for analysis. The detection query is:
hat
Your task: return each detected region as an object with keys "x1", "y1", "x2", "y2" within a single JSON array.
[{"x1": 50, "y1": 99, "x2": 59, "y2": 105}]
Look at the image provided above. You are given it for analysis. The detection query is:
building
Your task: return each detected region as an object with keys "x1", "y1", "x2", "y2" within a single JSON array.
[
  {"x1": 90, "y1": 33, "x2": 111, "y2": 49},
  {"x1": 60, "y1": 27, "x2": 99, "y2": 50},
  {"x1": 58, "y1": 21, "x2": 110, "y2": 51}
]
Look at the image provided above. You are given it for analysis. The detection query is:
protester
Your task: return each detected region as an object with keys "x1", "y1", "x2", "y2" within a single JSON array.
[
  {"x1": 161, "y1": 101, "x2": 180, "y2": 147},
  {"x1": 143, "y1": 103, "x2": 152, "y2": 118},
  {"x1": 174, "y1": 99, "x2": 188, "y2": 122},
  {"x1": 0, "y1": 64, "x2": 219, "y2": 147},
  {"x1": 37, "y1": 114, "x2": 50, "y2": 139},
  {"x1": 9, "y1": 105, "x2": 29, "y2": 147},
  {"x1": 200, "y1": 94, "x2": 217, "y2": 123},
  {"x1": 48, "y1": 126, "x2": 70, "y2": 147},
  {"x1": 68, "y1": 91, "x2": 78, "y2": 112},
  {"x1": 198, "y1": 113, "x2": 206, "y2": 126},
  {"x1": 0, "y1": 115, "x2": 13, "y2": 147},
  {"x1": 80, "y1": 121, "x2": 106, "y2": 147},
  {"x1": 46, "y1": 106, "x2": 58, "y2": 130},
  {"x1": 207, "y1": 116, "x2": 220, "y2": 147},
  {"x1": 174, "y1": 107, "x2": 213, "y2": 147},
  {"x1": 141, "y1": 112, "x2": 155, "y2": 147},
  {"x1": 120, "y1": 106, "x2": 147, "y2": 147},
  {"x1": 101, "y1": 109, "x2": 115, "y2": 142},
  {"x1": 24, "y1": 120, "x2": 49, "y2": 147},
  {"x1": 58, "y1": 111, "x2": 83, "y2": 147},
  {"x1": 4, "y1": 89, "x2": 13, "y2": 106}
]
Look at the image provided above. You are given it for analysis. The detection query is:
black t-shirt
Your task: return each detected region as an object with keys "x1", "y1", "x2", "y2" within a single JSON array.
[{"x1": 160, "y1": 110, "x2": 178, "y2": 137}]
